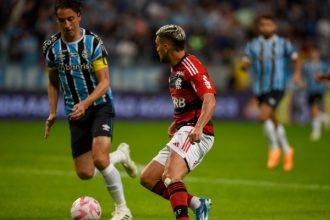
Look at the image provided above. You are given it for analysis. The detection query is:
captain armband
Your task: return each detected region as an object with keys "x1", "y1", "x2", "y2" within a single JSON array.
[{"x1": 93, "y1": 57, "x2": 108, "y2": 72}]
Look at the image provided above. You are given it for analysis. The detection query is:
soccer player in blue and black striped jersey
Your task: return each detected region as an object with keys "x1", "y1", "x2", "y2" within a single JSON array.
[
  {"x1": 42, "y1": 1, "x2": 136, "y2": 219},
  {"x1": 302, "y1": 45, "x2": 329, "y2": 141},
  {"x1": 242, "y1": 15, "x2": 302, "y2": 171}
]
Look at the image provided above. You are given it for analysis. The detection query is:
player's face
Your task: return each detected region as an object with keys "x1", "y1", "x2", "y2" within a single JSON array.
[
  {"x1": 155, "y1": 36, "x2": 170, "y2": 63},
  {"x1": 309, "y1": 49, "x2": 320, "y2": 60},
  {"x1": 56, "y1": 8, "x2": 81, "y2": 42},
  {"x1": 259, "y1": 18, "x2": 276, "y2": 38}
]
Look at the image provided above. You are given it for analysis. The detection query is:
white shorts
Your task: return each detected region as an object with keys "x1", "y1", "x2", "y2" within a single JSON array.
[{"x1": 153, "y1": 126, "x2": 214, "y2": 171}]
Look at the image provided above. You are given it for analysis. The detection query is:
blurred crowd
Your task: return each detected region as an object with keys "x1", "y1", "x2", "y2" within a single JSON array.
[{"x1": 0, "y1": 0, "x2": 330, "y2": 66}]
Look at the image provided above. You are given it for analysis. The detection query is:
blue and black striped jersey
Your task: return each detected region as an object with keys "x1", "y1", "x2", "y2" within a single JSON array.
[
  {"x1": 302, "y1": 60, "x2": 328, "y2": 94},
  {"x1": 42, "y1": 28, "x2": 113, "y2": 115},
  {"x1": 244, "y1": 35, "x2": 298, "y2": 95}
]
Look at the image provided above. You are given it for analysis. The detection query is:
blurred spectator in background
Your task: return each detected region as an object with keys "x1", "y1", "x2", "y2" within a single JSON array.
[{"x1": 1, "y1": 0, "x2": 329, "y2": 95}]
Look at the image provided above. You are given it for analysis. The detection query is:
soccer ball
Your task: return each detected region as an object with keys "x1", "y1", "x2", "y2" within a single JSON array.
[{"x1": 70, "y1": 196, "x2": 102, "y2": 220}]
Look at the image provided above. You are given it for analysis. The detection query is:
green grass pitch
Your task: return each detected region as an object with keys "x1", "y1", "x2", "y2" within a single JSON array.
[{"x1": 0, "y1": 120, "x2": 330, "y2": 220}]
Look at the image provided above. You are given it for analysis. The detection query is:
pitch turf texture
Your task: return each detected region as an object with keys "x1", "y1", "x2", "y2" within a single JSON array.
[{"x1": 0, "y1": 120, "x2": 330, "y2": 220}]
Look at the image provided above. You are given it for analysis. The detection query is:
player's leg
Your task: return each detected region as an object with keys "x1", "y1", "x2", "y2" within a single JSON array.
[
  {"x1": 310, "y1": 101, "x2": 322, "y2": 141},
  {"x1": 271, "y1": 112, "x2": 294, "y2": 171},
  {"x1": 74, "y1": 151, "x2": 95, "y2": 179},
  {"x1": 267, "y1": 91, "x2": 294, "y2": 171},
  {"x1": 163, "y1": 126, "x2": 214, "y2": 220},
  {"x1": 163, "y1": 149, "x2": 212, "y2": 220},
  {"x1": 92, "y1": 136, "x2": 132, "y2": 220},
  {"x1": 69, "y1": 116, "x2": 96, "y2": 179},
  {"x1": 163, "y1": 149, "x2": 190, "y2": 220},
  {"x1": 114, "y1": 143, "x2": 138, "y2": 177},
  {"x1": 312, "y1": 94, "x2": 329, "y2": 138},
  {"x1": 319, "y1": 93, "x2": 330, "y2": 130},
  {"x1": 92, "y1": 104, "x2": 132, "y2": 220},
  {"x1": 259, "y1": 103, "x2": 281, "y2": 169},
  {"x1": 94, "y1": 143, "x2": 138, "y2": 178},
  {"x1": 140, "y1": 159, "x2": 168, "y2": 197},
  {"x1": 140, "y1": 148, "x2": 202, "y2": 212}
]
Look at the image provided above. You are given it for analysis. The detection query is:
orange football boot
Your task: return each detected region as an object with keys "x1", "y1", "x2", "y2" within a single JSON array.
[
  {"x1": 267, "y1": 148, "x2": 281, "y2": 169},
  {"x1": 283, "y1": 147, "x2": 294, "y2": 171}
]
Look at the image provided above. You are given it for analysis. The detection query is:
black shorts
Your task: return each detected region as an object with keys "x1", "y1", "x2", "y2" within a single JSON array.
[
  {"x1": 307, "y1": 93, "x2": 323, "y2": 107},
  {"x1": 257, "y1": 90, "x2": 284, "y2": 109},
  {"x1": 69, "y1": 103, "x2": 114, "y2": 158}
]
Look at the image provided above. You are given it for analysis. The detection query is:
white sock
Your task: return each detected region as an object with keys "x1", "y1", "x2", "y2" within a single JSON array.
[
  {"x1": 312, "y1": 116, "x2": 322, "y2": 135},
  {"x1": 263, "y1": 120, "x2": 279, "y2": 150},
  {"x1": 101, "y1": 163, "x2": 127, "y2": 210},
  {"x1": 93, "y1": 150, "x2": 126, "y2": 176},
  {"x1": 320, "y1": 112, "x2": 329, "y2": 125},
  {"x1": 189, "y1": 196, "x2": 201, "y2": 210},
  {"x1": 276, "y1": 124, "x2": 290, "y2": 154}
]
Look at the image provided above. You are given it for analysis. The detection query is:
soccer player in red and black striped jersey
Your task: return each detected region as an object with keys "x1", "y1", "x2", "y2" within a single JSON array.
[{"x1": 140, "y1": 24, "x2": 216, "y2": 220}]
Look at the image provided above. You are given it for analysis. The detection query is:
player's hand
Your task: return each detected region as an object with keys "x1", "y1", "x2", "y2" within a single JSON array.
[
  {"x1": 315, "y1": 73, "x2": 323, "y2": 82},
  {"x1": 70, "y1": 102, "x2": 87, "y2": 121},
  {"x1": 44, "y1": 113, "x2": 57, "y2": 139},
  {"x1": 241, "y1": 57, "x2": 251, "y2": 71},
  {"x1": 168, "y1": 122, "x2": 177, "y2": 138},
  {"x1": 293, "y1": 71, "x2": 303, "y2": 87},
  {"x1": 188, "y1": 126, "x2": 203, "y2": 144}
]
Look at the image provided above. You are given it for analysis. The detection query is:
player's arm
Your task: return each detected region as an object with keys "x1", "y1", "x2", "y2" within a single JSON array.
[
  {"x1": 241, "y1": 43, "x2": 252, "y2": 71},
  {"x1": 292, "y1": 55, "x2": 302, "y2": 85},
  {"x1": 189, "y1": 93, "x2": 216, "y2": 144},
  {"x1": 168, "y1": 121, "x2": 176, "y2": 138},
  {"x1": 70, "y1": 58, "x2": 109, "y2": 120},
  {"x1": 286, "y1": 40, "x2": 302, "y2": 85},
  {"x1": 241, "y1": 55, "x2": 251, "y2": 71},
  {"x1": 45, "y1": 68, "x2": 59, "y2": 139},
  {"x1": 315, "y1": 74, "x2": 330, "y2": 82}
]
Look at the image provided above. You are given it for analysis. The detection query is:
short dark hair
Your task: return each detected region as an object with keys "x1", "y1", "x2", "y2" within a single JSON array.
[
  {"x1": 55, "y1": 0, "x2": 82, "y2": 15},
  {"x1": 310, "y1": 43, "x2": 319, "y2": 51},
  {"x1": 258, "y1": 15, "x2": 275, "y2": 22},
  {"x1": 156, "y1": 24, "x2": 186, "y2": 50}
]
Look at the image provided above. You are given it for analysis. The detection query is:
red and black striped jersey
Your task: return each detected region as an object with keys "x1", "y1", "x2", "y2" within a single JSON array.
[{"x1": 169, "y1": 54, "x2": 216, "y2": 135}]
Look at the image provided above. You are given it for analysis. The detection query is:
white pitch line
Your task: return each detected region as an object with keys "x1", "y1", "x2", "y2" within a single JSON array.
[
  {"x1": 185, "y1": 176, "x2": 330, "y2": 191},
  {"x1": 2, "y1": 167, "x2": 330, "y2": 191}
]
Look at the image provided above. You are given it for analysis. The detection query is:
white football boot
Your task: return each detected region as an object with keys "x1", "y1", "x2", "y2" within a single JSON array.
[
  {"x1": 111, "y1": 208, "x2": 132, "y2": 220},
  {"x1": 117, "y1": 143, "x2": 138, "y2": 178}
]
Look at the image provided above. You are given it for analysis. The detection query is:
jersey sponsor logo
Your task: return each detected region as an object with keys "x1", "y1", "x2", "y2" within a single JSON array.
[
  {"x1": 42, "y1": 34, "x2": 59, "y2": 54},
  {"x1": 58, "y1": 63, "x2": 93, "y2": 72},
  {"x1": 203, "y1": 75, "x2": 212, "y2": 89},
  {"x1": 172, "y1": 97, "x2": 186, "y2": 109}
]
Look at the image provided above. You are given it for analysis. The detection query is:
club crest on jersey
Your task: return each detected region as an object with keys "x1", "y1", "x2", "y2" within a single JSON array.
[
  {"x1": 81, "y1": 48, "x2": 88, "y2": 60},
  {"x1": 175, "y1": 78, "x2": 183, "y2": 89}
]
